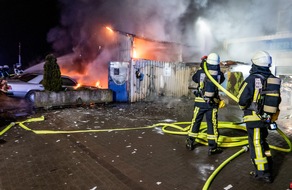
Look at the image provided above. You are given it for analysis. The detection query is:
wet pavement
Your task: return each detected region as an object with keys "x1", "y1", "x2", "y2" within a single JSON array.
[{"x1": 0, "y1": 94, "x2": 292, "y2": 190}]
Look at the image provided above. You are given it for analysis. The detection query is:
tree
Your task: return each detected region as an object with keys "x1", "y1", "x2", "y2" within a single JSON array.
[{"x1": 43, "y1": 54, "x2": 62, "y2": 92}]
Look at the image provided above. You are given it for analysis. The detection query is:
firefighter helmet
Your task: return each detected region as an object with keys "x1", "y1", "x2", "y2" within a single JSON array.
[
  {"x1": 206, "y1": 53, "x2": 220, "y2": 65},
  {"x1": 251, "y1": 51, "x2": 272, "y2": 67},
  {"x1": 16, "y1": 63, "x2": 21, "y2": 68}
]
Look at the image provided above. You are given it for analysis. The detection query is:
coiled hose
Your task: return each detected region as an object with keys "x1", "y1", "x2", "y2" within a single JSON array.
[{"x1": 0, "y1": 62, "x2": 291, "y2": 190}]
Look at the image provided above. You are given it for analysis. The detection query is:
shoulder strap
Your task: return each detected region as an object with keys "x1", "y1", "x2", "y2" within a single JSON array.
[
  {"x1": 253, "y1": 74, "x2": 265, "y2": 90},
  {"x1": 251, "y1": 74, "x2": 266, "y2": 103}
]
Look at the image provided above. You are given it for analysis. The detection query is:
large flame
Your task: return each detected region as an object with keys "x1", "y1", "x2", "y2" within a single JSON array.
[
  {"x1": 133, "y1": 38, "x2": 181, "y2": 62},
  {"x1": 57, "y1": 38, "x2": 180, "y2": 89},
  {"x1": 60, "y1": 64, "x2": 108, "y2": 89},
  {"x1": 54, "y1": 28, "x2": 181, "y2": 89}
]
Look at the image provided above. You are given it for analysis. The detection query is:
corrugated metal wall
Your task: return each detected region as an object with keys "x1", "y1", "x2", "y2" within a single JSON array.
[
  {"x1": 129, "y1": 59, "x2": 192, "y2": 102},
  {"x1": 114, "y1": 34, "x2": 195, "y2": 102},
  {"x1": 116, "y1": 34, "x2": 132, "y2": 62}
]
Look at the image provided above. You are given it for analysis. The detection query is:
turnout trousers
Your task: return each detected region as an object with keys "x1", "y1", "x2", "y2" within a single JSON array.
[
  {"x1": 246, "y1": 121, "x2": 273, "y2": 177},
  {"x1": 188, "y1": 106, "x2": 219, "y2": 149}
]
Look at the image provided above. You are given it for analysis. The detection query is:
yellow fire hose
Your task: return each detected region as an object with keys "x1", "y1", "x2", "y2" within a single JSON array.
[
  {"x1": 202, "y1": 146, "x2": 249, "y2": 190},
  {"x1": 0, "y1": 61, "x2": 291, "y2": 190},
  {"x1": 0, "y1": 114, "x2": 290, "y2": 190},
  {"x1": 202, "y1": 61, "x2": 292, "y2": 189},
  {"x1": 2, "y1": 116, "x2": 290, "y2": 153}
]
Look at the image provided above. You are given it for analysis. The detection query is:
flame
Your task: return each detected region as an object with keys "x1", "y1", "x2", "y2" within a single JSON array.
[
  {"x1": 133, "y1": 38, "x2": 180, "y2": 62},
  {"x1": 95, "y1": 81, "x2": 101, "y2": 88},
  {"x1": 60, "y1": 66, "x2": 108, "y2": 89},
  {"x1": 53, "y1": 32, "x2": 179, "y2": 90},
  {"x1": 74, "y1": 83, "x2": 81, "y2": 89},
  {"x1": 133, "y1": 38, "x2": 156, "y2": 60},
  {"x1": 133, "y1": 49, "x2": 138, "y2": 59}
]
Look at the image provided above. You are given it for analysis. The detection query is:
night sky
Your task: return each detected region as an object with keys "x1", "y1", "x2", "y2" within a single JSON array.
[{"x1": 0, "y1": 0, "x2": 60, "y2": 69}]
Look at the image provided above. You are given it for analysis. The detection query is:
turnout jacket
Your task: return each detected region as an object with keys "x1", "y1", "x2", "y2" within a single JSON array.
[
  {"x1": 193, "y1": 63, "x2": 225, "y2": 108},
  {"x1": 237, "y1": 64, "x2": 277, "y2": 122}
]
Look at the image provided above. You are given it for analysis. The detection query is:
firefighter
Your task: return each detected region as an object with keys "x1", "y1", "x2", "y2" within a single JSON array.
[
  {"x1": 14, "y1": 63, "x2": 24, "y2": 76},
  {"x1": 186, "y1": 53, "x2": 225, "y2": 155},
  {"x1": 237, "y1": 51, "x2": 281, "y2": 183},
  {"x1": 2, "y1": 65, "x2": 10, "y2": 78},
  {"x1": 0, "y1": 66, "x2": 4, "y2": 78},
  {"x1": 0, "y1": 78, "x2": 8, "y2": 93}
]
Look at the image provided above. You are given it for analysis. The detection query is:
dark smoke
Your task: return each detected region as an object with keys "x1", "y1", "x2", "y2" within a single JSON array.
[{"x1": 47, "y1": 0, "x2": 288, "y2": 62}]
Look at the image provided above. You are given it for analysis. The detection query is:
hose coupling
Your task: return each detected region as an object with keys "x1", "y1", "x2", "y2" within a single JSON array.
[{"x1": 242, "y1": 146, "x2": 249, "y2": 152}]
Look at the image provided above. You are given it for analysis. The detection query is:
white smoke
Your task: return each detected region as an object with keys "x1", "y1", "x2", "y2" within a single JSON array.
[
  {"x1": 202, "y1": 0, "x2": 283, "y2": 62},
  {"x1": 45, "y1": 0, "x2": 291, "y2": 85}
]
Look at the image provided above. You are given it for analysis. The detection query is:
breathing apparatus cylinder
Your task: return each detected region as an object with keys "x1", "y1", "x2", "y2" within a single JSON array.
[
  {"x1": 262, "y1": 76, "x2": 281, "y2": 114},
  {"x1": 203, "y1": 53, "x2": 220, "y2": 98},
  {"x1": 203, "y1": 68, "x2": 219, "y2": 98}
]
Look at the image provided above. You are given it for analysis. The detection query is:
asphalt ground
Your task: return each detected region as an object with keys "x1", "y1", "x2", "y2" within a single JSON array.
[{"x1": 0, "y1": 95, "x2": 292, "y2": 190}]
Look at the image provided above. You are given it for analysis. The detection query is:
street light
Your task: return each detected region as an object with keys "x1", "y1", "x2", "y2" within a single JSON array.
[{"x1": 195, "y1": 17, "x2": 213, "y2": 54}]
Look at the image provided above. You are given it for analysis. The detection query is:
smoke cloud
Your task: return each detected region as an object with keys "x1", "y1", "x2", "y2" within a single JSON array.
[{"x1": 46, "y1": 0, "x2": 291, "y2": 86}]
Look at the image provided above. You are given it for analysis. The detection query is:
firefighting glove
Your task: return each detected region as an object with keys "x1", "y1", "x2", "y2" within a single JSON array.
[
  {"x1": 219, "y1": 100, "x2": 225, "y2": 108},
  {"x1": 271, "y1": 109, "x2": 280, "y2": 122}
]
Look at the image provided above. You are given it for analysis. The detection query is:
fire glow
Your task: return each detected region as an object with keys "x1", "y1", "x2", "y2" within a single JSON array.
[
  {"x1": 60, "y1": 65, "x2": 105, "y2": 89},
  {"x1": 54, "y1": 26, "x2": 180, "y2": 90},
  {"x1": 105, "y1": 26, "x2": 180, "y2": 61},
  {"x1": 133, "y1": 38, "x2": 181, "y2": 62}
]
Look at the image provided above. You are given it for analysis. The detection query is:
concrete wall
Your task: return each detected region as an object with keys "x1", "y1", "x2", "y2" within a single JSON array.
[{"x1": 34, "y1": 89, "x2": 113, "y2": 109}]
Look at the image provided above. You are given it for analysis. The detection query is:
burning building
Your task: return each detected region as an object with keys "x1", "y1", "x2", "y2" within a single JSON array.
[
  {"x1": 25, "y1": 26, "x2": 196, "y2": 102},
  {"x1": 26, "y1": 0, "x2": 292, "y2": 103}
]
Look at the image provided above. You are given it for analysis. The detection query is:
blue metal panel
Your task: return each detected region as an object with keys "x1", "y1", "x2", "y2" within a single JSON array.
[
  {"x1": 108, "y1": 62, "x2": 129, "y2": 102},
  {"x1": 109, "y1": 79, "x2": 127, "y2": 102}
]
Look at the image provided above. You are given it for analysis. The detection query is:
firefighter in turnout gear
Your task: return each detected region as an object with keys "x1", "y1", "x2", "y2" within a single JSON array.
[
  {"x1": 237, "y1": 51, "x2": 281, "y2": 183},
  {"x1": 186, "y1": 53, "x2": 225, "y2": 155}
]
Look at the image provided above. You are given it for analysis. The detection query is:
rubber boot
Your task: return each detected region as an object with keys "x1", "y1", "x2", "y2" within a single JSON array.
[
  {"x1": 185, "y1": 137, "x2": 195, "y2": 151},
  {"x1": 208, "y1": 147, "x2": 223, "y2": 155}
]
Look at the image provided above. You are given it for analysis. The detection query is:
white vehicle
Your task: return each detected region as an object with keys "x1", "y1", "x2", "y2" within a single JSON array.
[{"x1": 6, "y1": 73, "x2": 78, "y2": 102}]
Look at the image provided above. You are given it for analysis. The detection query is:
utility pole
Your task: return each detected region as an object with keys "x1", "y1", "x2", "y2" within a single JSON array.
[
  {"x1": 14, "y1": 42, "x2": 23, "y2": 75},
  {"x1": 18, "y1": 42, "x2": 22, "y2": 67}
]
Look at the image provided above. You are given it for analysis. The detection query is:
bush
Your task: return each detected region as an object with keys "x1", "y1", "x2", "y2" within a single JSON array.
[{"x1": 43, "y1": 54, "x2": 62, "y2": 92}]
